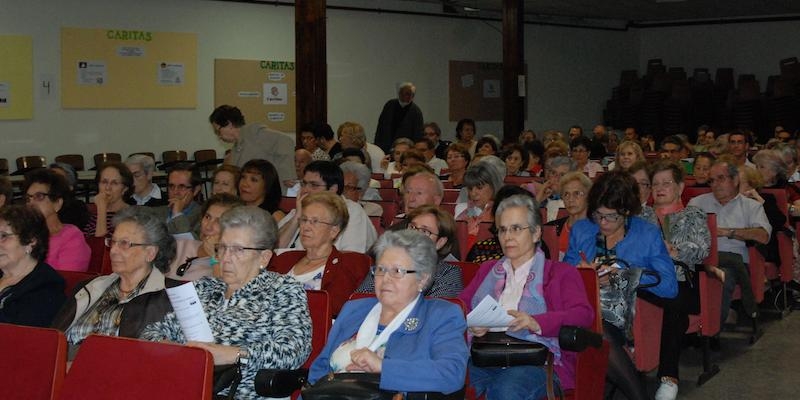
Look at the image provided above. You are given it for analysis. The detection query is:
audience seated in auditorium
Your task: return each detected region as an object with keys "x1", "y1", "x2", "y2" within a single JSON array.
[
  {"x1": 337, "y1": 121, "x2": 375, "y2": 169},
  {"x1": 727, "y1": 130, "x2": 755, "y2": 168},
  {"x1": 623, "y1": 126, "x2": 638, "y2": 142},
  {"x1": 168, "y1": 193, "x2": 242, "y2": 281},
  {"x1": 270, "y1": 192, "x2": 369, "y2": 316},
  {"x1": 466, "y1": 185, "x2": 534, "y2": 264},
  {"x1": 392, "y1": 165, "x2": 443, "y2": 228},
  {"x1": 54, "y1": 208, "x2": 175, "y2": 359},
  {"x1": 769, "y1": 143, "x2": 800, "y2": 183},
  {"x1": 524, "y1": 156, "x2": 576, "y2": 222},
  {"x1": 738, "y1": 164, "x2": 786, "y2": 267},
  {"x1": 523, "y1": 140, "x2": 545, "y2": 176},
  {"x1": 455, "y1": 160, "x2": 504, "y2": 251},
  {"x1": 277, "y1": 161, "x2": 377, "y2": 253},
  {"x1": 23, "y1": 169, "x2": 91, "y2": 272},
  {"x1": 519, "y1": 128, "x2": 536, "y2": 144},
  {"x1": 475, "y1": 135, "x2": 499, "y2": 157},
  {"x1": 358, "y1": 204, "x2": 463, "y2": 297},
  {"x1": 567, "y1": 125, "x2": 582, "y2": 142},
  {"x1": 84, "y1": 161, "x2": 133, "y2": 238},
  {"x1": 299, "y1": 123, "x2": 332, "y2": 162},
  {"x1": 314, "y1": 122, "x2": 342, "y2": 160},
  {"x1": 0, "y1": 205, "x2": 66, "y2": 328},
  {"x1": 693, "y1": 125, "x2": 714, "y2": 153},
  {"x1": 142, "y1": 206, "x2": 311, "y2": 399},
  {"x1": 660, "y1": 135, "x2": 694, "y2": 174},
  {"x1": 125, "y1": 154, "x2": 166, "y2": 207}
]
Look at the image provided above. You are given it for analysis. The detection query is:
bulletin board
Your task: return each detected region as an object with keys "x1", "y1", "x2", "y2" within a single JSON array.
[
  {"x1": 214, "y1": 58, "x2": 296, "y2": 133},
  {"x1": 449, "y1": 60, "x2": 526, "y2": 121},
  {"x1": 61, "y1": 27, "x2": 197, "y2": 109},
  {"x1": 0, "y1": 35, "x2": 33, "y2": 120}
]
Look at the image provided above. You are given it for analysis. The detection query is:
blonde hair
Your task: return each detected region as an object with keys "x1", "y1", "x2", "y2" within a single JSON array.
[{"x1": 300, "y1": 191, "x2": 350, "y2": 233}]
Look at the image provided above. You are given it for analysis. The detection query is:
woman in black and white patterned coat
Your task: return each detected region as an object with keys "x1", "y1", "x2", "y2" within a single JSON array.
[{"x1": 141, "y1": 206, "x2": 311, "y2": 399}]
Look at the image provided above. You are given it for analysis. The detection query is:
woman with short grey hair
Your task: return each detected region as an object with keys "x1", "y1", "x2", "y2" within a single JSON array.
[
  {"x1": 142, "y1": 206, "x2": 311, "y2": 399},
  {"x1": 308, "y1": 229, "x2": 468, "y2": 395}
]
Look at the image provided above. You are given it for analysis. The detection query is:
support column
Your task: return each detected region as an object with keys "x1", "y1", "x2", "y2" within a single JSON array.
[
  {"x1": 295, "y1": 0, "x2": 327, "y2": 144},
  {"x1": 502, "y1": 0, "x2": 524, "y2": 144}
]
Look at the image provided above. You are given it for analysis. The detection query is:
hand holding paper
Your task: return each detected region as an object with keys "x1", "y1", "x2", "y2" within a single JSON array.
[
  {"x1": 165, "y1": 282, "x2": 214, "y2": 342},
  {"x1": 466, "y1": 295, "x2": 513, "y2": 328}
]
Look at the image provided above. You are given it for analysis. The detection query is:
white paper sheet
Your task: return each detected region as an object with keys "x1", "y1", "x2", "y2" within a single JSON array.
[
  {"x1": 165, "y1": 282, "x2": 214, "y2": 342},
  {"x1": 466, "y1": 295, "x2": 513, "y2": 328}
]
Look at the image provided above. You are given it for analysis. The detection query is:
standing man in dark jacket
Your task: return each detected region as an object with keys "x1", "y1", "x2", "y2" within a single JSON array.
[{"x1": 374, "y1": 82, "x2": 424, "y2": 153}]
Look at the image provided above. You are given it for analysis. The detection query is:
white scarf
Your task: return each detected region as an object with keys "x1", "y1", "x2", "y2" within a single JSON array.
[{"x1": 355, "y1": 295, "x2": 420, "y2": 351}]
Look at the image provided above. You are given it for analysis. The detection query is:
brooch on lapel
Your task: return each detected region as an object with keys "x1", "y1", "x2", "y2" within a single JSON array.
[
  {"x1": 332, "y1": 258, "x2": 339, "y2": 265},
  {"x1": 404, "y1": 318, "x2": 419, "y2": 331}
]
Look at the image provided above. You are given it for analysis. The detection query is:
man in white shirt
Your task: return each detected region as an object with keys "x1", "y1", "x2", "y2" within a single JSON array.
[
  {"x1": 727, "y1": 130, "x2": 756, "y2": 168},
  {"x1": 277, "y1": 161, "x2": 377, "y2": 252},
  {"x1": 414, "y1": 137, "x2": 447, "y2": 175},
  {"x1": 688, "y1": 160, "x2": 770, "y2": 323}
]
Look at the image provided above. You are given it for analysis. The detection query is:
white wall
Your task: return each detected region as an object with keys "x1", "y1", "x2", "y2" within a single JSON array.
[
  {"x1": 0, "y1": 0, "x2": 632, "y2": 169},
  {"x1": 637, "y1": 20, "x2": 800, "y2": 87}
]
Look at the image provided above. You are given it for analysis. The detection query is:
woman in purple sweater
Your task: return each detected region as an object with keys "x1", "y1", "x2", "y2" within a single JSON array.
[{"x1": 460, "y1": 194, "x2": 594, "y2": 400}]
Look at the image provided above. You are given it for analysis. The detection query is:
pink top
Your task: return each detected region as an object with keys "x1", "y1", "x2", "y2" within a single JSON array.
[{"x1": 47, "y1": 224, "x2": 91, "y2": 272}]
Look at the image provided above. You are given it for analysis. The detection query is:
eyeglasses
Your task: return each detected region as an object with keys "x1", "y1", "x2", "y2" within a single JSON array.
[
  {"x1": 408, "y1": 224, "x2": 439, "y2": 238},
  {"x1": 637, "y1": 181, "x2": 651, "y2": 189},
  {"x1": 168, "y1": 184, "x2": 193, "y2": 191},
  {"x1": 371, "y1": 265, "x2": 417, "y2": 278},
  {"x1": 298, "y1": 216, "x2": 336, "y2": 228},
  {"x1": 99, "y1": 179, "x2": 122, "y2": 187},
  {"x1": 707, "y1": 175, "x2": 732, "y2": 185},
  {"x1": 561, "y1": 191, "x2": 585, "y2": 200},
  {"x1": 300, "y1": 180, "x2": 327, "y2": 189},
  {"x1": 497, "y1": 225, "x2": 531, "y2": 236},
  {"x1": 105, "y1": 238, "x2": 153, "y2": 250},
  {"x1": 343, "y1": 184, "x2": 362, "y2": 192},
  {"x1": 651, "y1": 180, "x2": 675, "y2": 189},
  {"x1": 0, "y1": 232, "x2": 17, "y2": 243},
  {"x1": 214, "y1": 243, "x2": 267, "y2": 258},
  {"x1": 592, "y1": 211, "x2": 623, "y2": 223},
  {"x1": 25, "y1": 192, "x2": 51, "y2": 202},
  {"x1": 446, "y1": 154, "x2": 465, "y2": 160},
  {"x1": 131, "y1": 171, "x2": 146, "y2": 179}
]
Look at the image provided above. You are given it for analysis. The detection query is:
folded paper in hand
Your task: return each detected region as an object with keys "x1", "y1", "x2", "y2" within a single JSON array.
[
  {"x1": 165, "y1": 281, "x2": 214, "y2": 342},
  {"x1": 467, "y1": 295, "x2": 513, "y2": 328}
]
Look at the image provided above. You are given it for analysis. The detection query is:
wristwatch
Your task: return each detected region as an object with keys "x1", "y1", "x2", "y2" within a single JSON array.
[
  {"x1": 727, "y1": 228, "x2": 735, "y2": 239},
  {"x1": 236, "y1": 347, "x2": 250, "y2": 365}
]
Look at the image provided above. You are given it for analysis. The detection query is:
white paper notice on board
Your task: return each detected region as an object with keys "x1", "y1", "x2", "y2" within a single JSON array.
[
  {"x1": 466, "y1": 295, "x2": 513, "y2": 328},
  {"x1": 263, "y1": 83, "x2": 287, "y2": 105},
  {"x1": 461, "y1": 74, "x2": 474, "y2": 88},
  {"x1": 77, "y1": 61, "x2": 107, "y2": 85},
  {"x1": 0, "y1": 82, "x2": 10, "y2": 107},
  {"x1": 165, "y1": 282, "x2": 214, "y2": 342},
  {"x1": 483, "y1": 80, "x2": 500, "y2": 98},
  {"x1": 158, "y1": 62, "x2": 185, "y2": 85}
]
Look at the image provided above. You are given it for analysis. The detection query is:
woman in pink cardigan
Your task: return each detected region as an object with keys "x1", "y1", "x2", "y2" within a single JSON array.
[
  {"x1": 23, "y1": 169, "x2": 90, "y2": 272},
  {"x1": 459, "y1": 194, "x2": 594, "y2": 400}
]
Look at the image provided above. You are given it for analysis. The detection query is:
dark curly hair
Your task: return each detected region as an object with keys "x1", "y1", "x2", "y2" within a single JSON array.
[
  {"x1": 587, "y1": 170, "x2": 642, "y2": 218},
  {"x1": 0, "y1": 205, "x2": 49, "y2": 262},
  {"x1": 22, "y1": 168, "x2": 72, "y2": 203}
]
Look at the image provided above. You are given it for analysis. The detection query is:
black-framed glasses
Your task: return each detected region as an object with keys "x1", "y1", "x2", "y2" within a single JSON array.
[
  {"x1": 25, "y1": 192, "x2": 51, "y2": 202},
  {"x1": 408, "y1": 224, "x2": 438, "y2": 238},
  {"x1": 214, "y1": 243, "x2": 267, "y2": 258},
  {"x1": 592, "y1": 211, "x2": 623, "y2": 223},
  {"x1": 105, "y1": 238, "x2": 154, "y2": 250},
  {"x1": 0, "y1": 232, "x2": 17, "y2": 243},
  {"x1": 371, "y1": 265, "x2": 417, "y2": 278}
]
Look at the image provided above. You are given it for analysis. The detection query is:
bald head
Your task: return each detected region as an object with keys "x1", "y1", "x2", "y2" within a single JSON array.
[{"x1": 295, "y1": 149, "x2": 313, "y2": 179}]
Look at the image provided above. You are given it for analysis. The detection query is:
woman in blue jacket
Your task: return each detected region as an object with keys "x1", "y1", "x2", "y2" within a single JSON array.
[
  {"x1": 308, "y1": 230, "x2": 468, "y2": 395},
  {"x1": 564, "y1": 170, "x2": 677, "y2": 400}
]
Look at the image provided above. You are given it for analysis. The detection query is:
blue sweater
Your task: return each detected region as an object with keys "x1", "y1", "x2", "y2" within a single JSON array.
[
  {"x1": 308, "y1": 297, "x2": 468, "y2": 394},
  {"x1": 563, "y1": 216, "x2": 678, "y2": 299}
]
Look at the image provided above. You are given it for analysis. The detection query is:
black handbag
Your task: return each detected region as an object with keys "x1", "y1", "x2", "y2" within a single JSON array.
[
  {"x1": 213, "y1": 363, "x2": 242, "y2": 400},
  {"x1": 301, "y1": 372, "x2": 465, "y2": 400},
  {"x1": 469, "y1": 331, "x2": 549, "y2": 368}
]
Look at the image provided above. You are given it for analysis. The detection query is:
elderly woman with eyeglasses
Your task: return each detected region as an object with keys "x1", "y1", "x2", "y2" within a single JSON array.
[
  {"x1": 142, "y1": 206, "x2": 311, "y2": 399},
  {"x1": 308, "y1": 230, "x2": 468, "y2": 395},
  {"x1": 84, "y1": 161, "x2": 134, "y2": 238},
  {"x1": 270, "y1": 192, "x2": 370, "y2": 316},
  {"x1": 53, "y1": 208, "x2": 176, "y2": 358},
  {"x1": 0, "y1": 205, "x2": 66, "y2": 328},
  {"x1": 459, "y1": 195, "x2": 594, "y2": 400},
  {"x1": 564, "y1": 171, "x2": 676, "y2": 400},
  {"x1": 357, "y1": 205, "x2": 464, "y2": 298},
  {"x1": 23, "y1": 169, "x2": 91, "y2": 272},
  {"x1": 545, "y1": 171, "x2": 592, "y2": 261}
]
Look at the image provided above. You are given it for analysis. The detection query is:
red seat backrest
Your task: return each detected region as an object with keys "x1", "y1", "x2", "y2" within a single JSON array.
[
  {"x1": 541, "y1": 225, "x2": 559, "y2": 262},
  {"x1": 279, "y1": 196, "x2": 296, "y2": 214},
  {"x1": 59, "y1": 335, "x2": 213, "y2": 400},
  {"x1": 682, "y1": 186, "x2": 711, "y2": 206},
  {"x1": 449, "y1": 261, "x2": 481, "y2": 287},
  {"x1": 304, "y1": 290, "x2": 331, "y2": 369},
  {"x1": 442, "y1": 189, "x2": 460, "y2": 203},
  {"x1": 85, "y1": 236, "x2": 111, "y2": 275},
  {"x1": 0, "y1": 323, "x2": 67, "y2": 400},
  {"x1": 57, "y1": 271, "x2": 99, "y2": 297}
]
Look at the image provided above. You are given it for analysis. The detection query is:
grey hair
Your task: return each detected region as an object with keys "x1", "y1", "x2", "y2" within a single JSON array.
[
  {"x1": 752, "y1": 149, "x2": 788, "y2": 180},
  {"x1": 392, "y1": 137, "x2": 415, "y2": 149},
  {"x1": 340, "y1": 161, "x2": 371, "y2": 195},
  {"x1": 398, "y1": 82, "x2": 416, "y2": 94},
  {"x1": 495, "y1": 194, "x2": 542, "y2": 244},
  {"x1": 772, "y1": 143, "x2": 798, "y2": 164},
  {"x1": 125, "y1": 154, "x2": 156, "y2": 174},
  {"x1": 546, "y1": 156, "x2": 577, "y2": 172},
  {"x1": 371, "y1": 230, "x2": 437, "y2": 290},
  {"x1": 49, "y1": 162, "x2": 77, "y2": 188},
  {"x1": 464, "y1": 157, "x2": 505, "y2": 195},
  {"x1": 114, "y1": 207, "x2": 176, "y2": 273},
  {"x1": 219, "y1": 206, "x2": 278, "y2": 250}
]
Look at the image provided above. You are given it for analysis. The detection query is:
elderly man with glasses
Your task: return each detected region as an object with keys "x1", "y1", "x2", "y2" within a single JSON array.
[{"x1": 144, "y1": 163, "x2": 203, "y2": 239}]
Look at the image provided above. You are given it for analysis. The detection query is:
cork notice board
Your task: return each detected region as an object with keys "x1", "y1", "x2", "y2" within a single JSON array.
[
  {"x1": 213, "y1": 58, "x2": 296, "y2": 134},
  {"x1": 449, "y1": 60, "x2": 526, "y2": 122}
]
